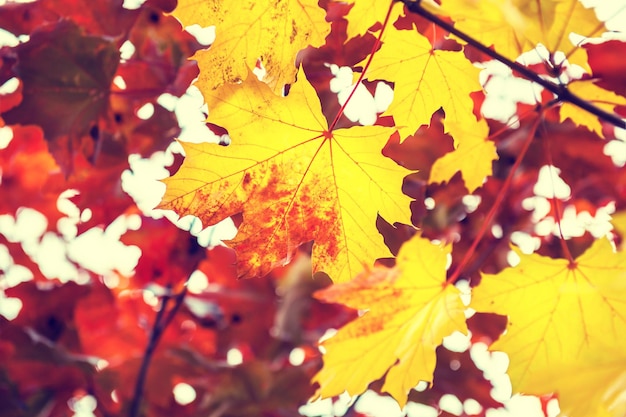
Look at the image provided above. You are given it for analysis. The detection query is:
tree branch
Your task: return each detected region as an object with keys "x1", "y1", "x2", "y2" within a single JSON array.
[
  {"x1": 128, "y1": 286, "x2": 188, "y2": 417},
  {"x1": 401, "y1": 0, "x2": 626, "y2": 130}
]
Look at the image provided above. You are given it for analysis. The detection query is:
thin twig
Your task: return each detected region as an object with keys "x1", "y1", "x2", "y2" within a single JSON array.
[
  {"x1": 128, "y1": 285, "x2": 189, "y2": 417},
  {"x1": 401, "y1": 0, "x2": 626, "y2": 130},
  {"x1": 328, "y1": 0, "x2": 396, "y2": 131},
  {"x1": 446, "y1": 112, "x2": 543, "y2": 285},
  {"x1": 541, "y1": 121, "x2": 576, "y2": 264}
]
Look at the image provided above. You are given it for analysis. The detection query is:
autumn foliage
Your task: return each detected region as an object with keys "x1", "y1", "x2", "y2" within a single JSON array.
[{"x1": 1, "y1": 0, "x2": 626, "y2": 416}]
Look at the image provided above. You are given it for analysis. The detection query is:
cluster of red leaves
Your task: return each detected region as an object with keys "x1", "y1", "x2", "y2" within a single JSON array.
[{"x1": 0, "y1": 1, "x2": 352, "y2": 416}]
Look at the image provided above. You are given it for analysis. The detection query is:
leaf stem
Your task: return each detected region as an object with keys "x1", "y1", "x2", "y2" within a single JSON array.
[
  {"x1": 541, "y1": 122, "x2": 576, "y2": 264},
  {"x1": 129, "y1": 286, "x2": 188, "y2": 417},
  {"x1": 328, "y1": 0, "x2": 397, "y2": 131},
  {"x1": 401, "y1": 1, "x2": 626, "y2": 130},
  {"x1": 445, "y1": 113, "x2": 542, "y2": 285}
]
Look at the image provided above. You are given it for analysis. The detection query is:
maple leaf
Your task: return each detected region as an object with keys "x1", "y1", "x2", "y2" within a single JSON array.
[
  {"x1": 472, "y1": 238, "x2": 626, "y2": 395},
  {"x1": 172, "y1": 0, "x2": 330, "y2": 94},
  {"x1": 0, "y1": 0, "x2": 137, "y2": 38},
  {"x1": 560, "y1": 80, "x2": 626, "y2": 137},
  {"x1": 526, "y1": 342, "x2": 626, "y2": 417},
  {"x1": 440, "y1": 0, "x2": 604, "y2": 69},
  {"x1": 341, "y1": 0, "x2": 403, "y2": 39},
  {"x1": 429, "y1": 119, "x2": 496, "y2": 192},
  {"x1": 585, "y1": 39, "x2": 626, "y2": 97},
  {"x1": 2, "y1": 20, "x2": 119, "y2": 142},
  {"x1": 312, "y1": 234, "x2": 468, "y2": 406},
  {"x1": 160, "y1": 68, "x2": 411, "y2": 282},
  {"x1": 612, "y1": 210, "x2": 626, "y2": 244},
  {"x1": 0, "y1": 125, "x2": 63, "y2": 225},
  {"x1": 360, "y1": 23, "x2": 495, "y2": 191}
]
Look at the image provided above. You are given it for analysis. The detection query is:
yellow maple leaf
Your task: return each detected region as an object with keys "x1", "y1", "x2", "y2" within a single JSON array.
[
  {"x1": 440, "y1": 0, "x2": 604, "y2": 69},
  {"x1": 472, "y1": 238, "x2": 626, "y2": 396},
  {"x1": 429, "y1": 119, "x2": 496, "y2": 191},
  {"x1": 528, "y1": 342, "x2": 626, "y2": 417},
  {"x1": 172, "y1": 0, "x2": 329, "y2": 94},
  {"x1": 340, "y1": 0, "x2": 402, "y2": 40},
  {"x1": 560, "y1": 80, "x2": 626, "y2": 137},
  {"x1": 360, "y1": 24, "x2": 494, "y2": 191},
  {"x1": 312, "y1": 234, "x2": 468, "y2": 406},
  {"x1": 612, "y1": 210, "x2": 626, "y2": 243},
  {"x1": 160, "y1": 68, "x2": 411, "y2": 283}
]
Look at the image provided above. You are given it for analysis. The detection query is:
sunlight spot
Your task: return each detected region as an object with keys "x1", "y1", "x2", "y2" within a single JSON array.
[
  {"x1": 534, "y1": 165, "x2": 571, "y2": 199},
  {"x1": 188, "y1": 270, "x2": 209, "y2": 293},
  {"x1": 14, "y1": 208, "x2": 48, "y2": 241},
  {"x1": 406, "y1": 402, "x2": 438, "y2": 417},
  {"x1": 67, "y1": 226, "x2": 141, "y2": 276},
  {"x1": 456, "y1": 279, "x2": 471, "y2": 305},
  {"x1": 414, "y1": 380, "x2": 429, "y2": 392},
  {"x1": 113, "y1": 75, "x2": 126, "y2": 90},
  {"x1": 424, "y1": 197, "x2": 436, "y2": 210},
  {"x1": 462, "y1": 195, "x2": 481, "y2": 213},
  {"x1": 605, "y1": 131, "x2": 626, "y2": 166},
  {"x1": 355, "y1": 391, "x2": 402, "y2": 417},
  {"x1": 0, "y1": 245, "x2": 10, "y2": 269},
  {"x1": 464, "y1": 398, "x2": 482, "y2": 415},
  {"x1": 0, "y1": 77, "x2": 19, "y2": 94},
  {"x1": 68, "y1": 395, "x2": 97, "y2": 417},
  {"x1": 157, "y1": 93, "x2": 178, "y2": 111},
  {"x1": 253, "y1": 59, "x2": 267, "y2": 82},
  {"x1": 111, "y1": 390, "x2": 119, "y2": 403},
  {"x1": 328, "y1": 64, "x2": 384, "y2": 125},
  {"x1": 184, "y1": 297, "x2": 220, "y2": 319},
  {"x1": 440, "y1": 394, "x2": 463, "y2": 416},
  {"x1": 143, "y1": 290, "x2": 159, "y2": 307},
  {"x1": 522, "y1": 196, "x2": 551, "y2": 222},
  {"x1": 122, "y1": 0, "x2": 147, "y2": 10},
  {"x1": 450, "y1": 359, "x2": 461, "y2": 371},
  {"x1": 0, "y1": 29, "x2": 19, "y2": 47},
  {"x1": 226, "y1": 348, "x2": 243, "y2": 365},
  {"x1": 1, "y1": 264, "x2": 33, "y2": 288},
  {"x1": 289, "y1": 347, "x2": 305, "y2": 366},
  {"x1": 491, "y1": 224, "x2": 503, "y2": 239},
  {"x1": 80, "y1": 208, "x2": 92, "y2": 223},
  {"x1": 443, "y1": 331, "x2": 471, "y2": 352},
  {"x1": 119, "y1": 40, "x2": 136, "y2": 60},
  {"x1": 0, "y1": 126, "x2": 13, "y2": 149},
  {"x1": 57, "y1": 189, "x2": 81, "y2": 219},
  {"x1": 126, "y1": 213, "x2": 142, "y2": 231},
  {"x1": 0, "y1": 295, "x2": 22, "y2": 320},
  {"x1": 173, "y1": 382, "x2": 196, "y2": 405},
  {"x1": 506, "y1": 250, "x2": 521, "y2": 266},
  {"x1": 185, "y1": 24, "x2": 215, "y2": 45},
  {"x1": 299, "y1": 397, "x2": 334, "y2": 416},
  {"x1": 546, "y1": 398, "x2": 561, "y2": 417},
  {"x1": 103, "y1": 273, "x2": 120, "y2": 289},
  {"x1": 510, "y1": 231, "x2": 540, "y2": 254},
  {"x1": 136, "y1": 103, "x2": 154, "y2": 120},
  {"x1": 57, "y1": 217, "x2": 78, "y2": 241},
  {"x1": 218, "y1": 134, "x2": 231, "y2": 146},
  {"x1": 374, "y1": 82, "x2": 394, "y2": 113}
]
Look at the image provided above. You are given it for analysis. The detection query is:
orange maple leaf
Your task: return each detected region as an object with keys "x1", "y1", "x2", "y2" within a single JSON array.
[
  {"x1": 312, "y1": 234, "x2": 468, "y2": 406},
  {"x1": 160, "y1": 68, "x2": 411, "y2": 282}
]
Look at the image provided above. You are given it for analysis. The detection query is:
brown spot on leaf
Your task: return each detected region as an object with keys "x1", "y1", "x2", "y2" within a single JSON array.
[{"x1": 291, "y1": 19, "x2": 297, "y2": 43}]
